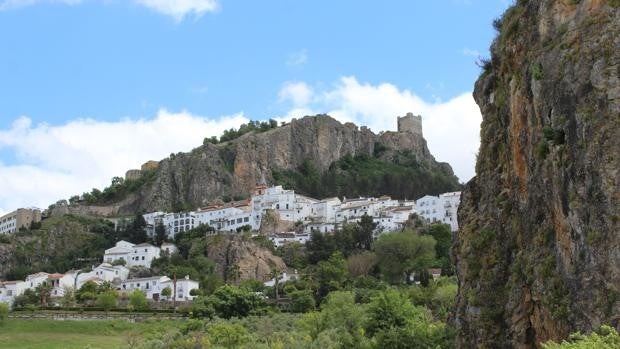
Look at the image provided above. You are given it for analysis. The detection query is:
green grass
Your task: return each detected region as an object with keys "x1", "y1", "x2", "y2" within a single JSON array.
[{"x1": 0, "y1": 319, "x2": 177, "y2": 349}]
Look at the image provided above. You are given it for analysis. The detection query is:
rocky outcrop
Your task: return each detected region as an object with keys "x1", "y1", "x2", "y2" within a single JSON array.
[
  {"x1": 205, "y1": 235, "x2": 286, "y2": 283},
  {"x1": 453, "y1": 1, "x2": 619, "y2": 347},
  {"x1": 72, "y1": 114, "x2": 456, "y2": 215}
]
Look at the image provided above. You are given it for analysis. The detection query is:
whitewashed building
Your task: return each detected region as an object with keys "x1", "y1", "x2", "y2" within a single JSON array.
[
  {"x1": 103, "y1": 241, "x2": 176, "y2": 268},
  {"x1": 75, "y1": 263, "x2": 129, "y2": 289},
  {"x1": 0, "y1": 281, "x2": 27, "y2": 306},
  {"x1": 414, "y1": 192, "x2": 461, "y2": 231},
  {"x1": 119, "y1": 275, "x2": 199, "y2": 302},
  {"x1": 268, "y1": 232, "x2": 311, "y2": 248}
]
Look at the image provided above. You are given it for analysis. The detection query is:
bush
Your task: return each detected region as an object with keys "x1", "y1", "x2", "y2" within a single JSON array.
[
  {"x1": 96, "y1": 291, "x2": 118, "y2": 312},
  {"x1": 0, "y1": 302, "x2": 9, "y2": 323},
  {"x1": 129, "y1": 290, "x2": 149, "y2": 311},
  {"x1": 289, "y1": 290, "x2": 316, "y2": 313},
  {"x1": 541, "y1": 325, "x2": 620, "y2": 348}
]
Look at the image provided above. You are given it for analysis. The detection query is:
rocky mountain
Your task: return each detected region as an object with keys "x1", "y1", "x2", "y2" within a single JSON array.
[
  {"x1": 204, "y1": 235, "x2": 286, "y2": 283},
  {"x1": 60, "y1": 114, "x2": 460, "y2": 216},
  {"x1": 453, "y1": 0, "x2": 619, "y2": 347}
]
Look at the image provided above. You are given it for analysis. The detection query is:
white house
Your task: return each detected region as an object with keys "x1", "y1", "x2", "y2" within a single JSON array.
[
  {"x1": 47, "y1": 273, "x2": 76, "y2": 298},
  {"x1": 161, "y1": 276, "x2": 200, "y2": 302},
  {"x1": 103, "y1": 240, "x2": 135, "y2": 265},
  {"x1": 25, "y1": 272, "x2": 49, "y2": 289},
  {"x1": 129, "y1": 243, "x2": 162, "y2": 268},
  {"x1": 161, "y1": 242, "x2": 178, "y2": 255},
  {"x1": 414, "y1": 192, "x2": 461, "y2": 232},
  {"x1": 264, "y1": 271, "x2": 298, "y2": 287},
  {"x1": 439, "y1": 192, "x2": 461, "y2": 231},
  {"x1": 268, "y1": 232, "x2": 311, "y2": 248},
  {"x1": 103, "y1": 241, "x2": 176, "y2": 269},
  {"x1": 0, "y1": 280, "x2": 27, "y2": 306},
  {"x1": 75, "y1": 263, "x2": 129, "y2": 289},
  {"x1": 119, "y1": 275, "x2": 199, "y2": 302}
]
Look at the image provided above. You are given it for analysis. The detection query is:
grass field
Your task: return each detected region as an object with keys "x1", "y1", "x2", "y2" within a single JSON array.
[{"x1": 0, "y1": 319, "x2": 176, "y2": 349}]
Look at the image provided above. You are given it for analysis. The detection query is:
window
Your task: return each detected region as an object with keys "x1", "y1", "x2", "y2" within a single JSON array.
[
  {"x1": 142, "y1": 256, "x2": 145, "y2": 260},
  {"x1": 276, "y1": 204, "x2": 280, "y2": 209},
  {"x1": 244, "y1": 217, "x2": 249, "y2": 222},
  {"x1": 144, "y1": 249, "x2": 147, "y2": 252}
]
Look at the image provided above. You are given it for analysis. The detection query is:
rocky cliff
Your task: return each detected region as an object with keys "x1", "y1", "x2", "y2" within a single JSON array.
[
  {"x1": 204, "y1": 235, "x2": 286, "y2": 283},
  {"x1": 69, "y1": 114, "x2": 459, "y2": 216},
  {"x1": 453, "y1": 0, "x2": 619, "y2": 347}
]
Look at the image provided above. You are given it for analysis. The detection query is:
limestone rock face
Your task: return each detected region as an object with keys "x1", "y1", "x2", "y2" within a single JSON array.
[
  {"x1": 453, "y1": 1, "x2": 619, "y2": 347},
  {"x1": 205, "y1": 235, "x2": 286, "y2": 283},
  {"x1": 71, "y1": 114, "x2": 454, "y2": 215}
]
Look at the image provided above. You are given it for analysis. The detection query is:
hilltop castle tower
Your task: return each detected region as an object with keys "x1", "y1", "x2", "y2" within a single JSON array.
[{"x1": 397, "y1": 112, "x2": 423, "y2": 136}]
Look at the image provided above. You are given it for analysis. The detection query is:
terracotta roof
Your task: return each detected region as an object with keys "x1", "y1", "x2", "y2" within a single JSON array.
[{"x1": 48, "y1": 273, "x2": 64, "y2": 279}]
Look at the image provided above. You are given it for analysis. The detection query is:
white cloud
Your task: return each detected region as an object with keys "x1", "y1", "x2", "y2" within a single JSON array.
[
  {"x1": 461, "y1": 48, "x2": 481, "y2": 57},
  {"x1": 277, "y1": 76, "x2": 481, "y2": 183},
  {"x1": 0, "y1": 0, "x2": 219, "y2": 20},
  {"x1": 0, "y1": 110, "x2": 248, "y2": 213},
  {"x1": 134, "y1": 0, "x2": 218, "y2": 21},
  {"x1": 278, "y1": 82, "x2": 313, "y2": 107},
  {"x1": 286, "y1": 49, "x2": 308, "y2": 66}
]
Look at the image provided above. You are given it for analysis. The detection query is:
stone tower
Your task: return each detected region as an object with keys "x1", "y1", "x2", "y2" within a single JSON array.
[{"x1": 397, "y1": 112, "x2": 423, "y2": 136}]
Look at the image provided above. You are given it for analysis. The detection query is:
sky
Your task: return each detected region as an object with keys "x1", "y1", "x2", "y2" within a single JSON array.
[{"x1": 0, "y1": 0, "x2": 512, "y2": 215}]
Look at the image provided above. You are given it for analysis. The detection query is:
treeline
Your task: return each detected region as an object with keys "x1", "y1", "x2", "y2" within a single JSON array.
[
  {"x1": 2, "y1": 214, "x2": 154, "y2": 281},
  {"x1": 135, "y1": 217, "x2": 459, "y2": 348},
  {"x1": 203, "y1": 119, "x2": 279, "y2": 145},
  {"x1": 272, "y1": 151, "x2": 462, "y2": 200}
]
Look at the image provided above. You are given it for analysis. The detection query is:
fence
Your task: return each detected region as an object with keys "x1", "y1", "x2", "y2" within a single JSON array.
[{"x1": 9, "y1": 310, "x2": 187, "y2": 322}]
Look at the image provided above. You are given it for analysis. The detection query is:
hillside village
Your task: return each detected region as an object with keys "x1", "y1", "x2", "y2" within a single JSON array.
[
  {"x1": 0, "y1": 185, "x2": 460, "y2": 309},
  {"x1": 142, "y1": 184, "x2": 461, "y2": 239}
]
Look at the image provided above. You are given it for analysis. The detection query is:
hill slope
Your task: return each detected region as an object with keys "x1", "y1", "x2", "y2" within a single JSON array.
[
  {"x1": 453, "y1": 1, "x2": 619, "y2": 347},
  {"x1": 59, "y1": 114, "x2": 460, "y2": 216}
]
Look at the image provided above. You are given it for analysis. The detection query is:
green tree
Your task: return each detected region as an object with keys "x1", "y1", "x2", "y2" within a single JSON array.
[
  {"x1": 315, "y1": 252, "x2": 348, "y2": 299},
  {"x1": 542, "y1": 325, "x2": 620, "y2": 349},
  {"x1": 126, "y1": 214, "x2": 147, "y2": 243},
  {"x1": 319, "y1": 291, "x2": 369, "y2": 349},
  {"x1": 365, "y1": 288, "x2": 428, "y2": 337},
  {"x1": 306, "y1": 231, "x2": 336, "y2": 264},
  {"x1": 161, "y1": 287, "x2": 172, "y2": 300},
  {"x1": 12, "y1": 289, "x2": 38, "y2": 308},
  {"x1": 424, "y1": 223, "x2": 454, "y2": 275},
  {"x1": 35, "y1": 283, "x2": 52, "y2": 307},
  {"x1": 193, "y1": 285, "x2": 266, "y2": 319},
  {"x1": 96, "y1": 291, "x2": 118, "y2": 312},
  {"x1": 0, "y1": 302, "x2": 9, "y2": 324},
  {"x1": 289, "y1": 289, "x2": 316, "y2": 313},
  {"x1": 129, "y1": 290, "x2": 149, "y2": 311},
  {"x1": 277, "y1": 241, "x2": 307, "y2": 270},
  {"x1": 59, "y1": 286, "x2": 76, "y2": 308},
  {"x1": 374, "y1": 231, "x2": 436, "y2": 284},
  {"x1": 353, "y1": 214, "x2": 377, "y2": 250},
  {"x1": 153, "y1": 222, "x2": 168, "y2": 246},
  {"x1": 207, "y1": 322, "x2": 251, "y2": 349}
]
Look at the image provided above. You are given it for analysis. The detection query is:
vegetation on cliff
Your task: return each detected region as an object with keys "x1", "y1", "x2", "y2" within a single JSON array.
[{"x1": 272, "y1": 151, "x2": 461, "y2": 200}]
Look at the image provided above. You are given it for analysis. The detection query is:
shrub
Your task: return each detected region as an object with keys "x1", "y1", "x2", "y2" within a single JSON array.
[
  {"x1": 289, "y1": 290, "x2": 316, "y2": 313},
  {"x1": 129, "y1": 290, "x2": 149, "y2": 311},
  {"x1": 96, "y1": 291, "x2": 118, "y2": 312},
  {"x1": 0, "y1": 302, "x2": 9, "y2": 323},
  {"x1": 541, "y1": 325, "x2": 620, "y2": 348}
]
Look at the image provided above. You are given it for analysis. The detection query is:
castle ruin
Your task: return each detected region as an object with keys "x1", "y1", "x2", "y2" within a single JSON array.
[{"x1": 397, "y1": 112, "x2": 423, "y2": 136}]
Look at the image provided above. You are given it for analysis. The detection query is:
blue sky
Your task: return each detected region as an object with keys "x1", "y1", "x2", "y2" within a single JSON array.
[{"x1": 0, "y1": 0, "x2": 511, "y2": 214}]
